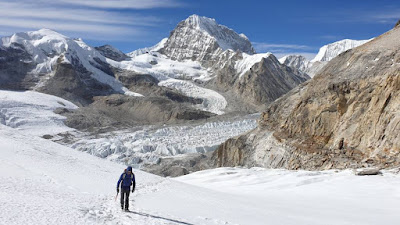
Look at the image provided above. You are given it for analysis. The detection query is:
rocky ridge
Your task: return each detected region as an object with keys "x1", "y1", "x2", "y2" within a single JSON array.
[{"x1": 214, "y1": 26, "x2": 400, "y2": 170}]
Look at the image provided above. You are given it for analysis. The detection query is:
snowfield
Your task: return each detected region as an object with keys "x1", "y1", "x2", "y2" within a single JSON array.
[
  {"x1": 177, "y1": 167, "x2": 400, "y2": 225},
  {"x1": 0, "y1": 90, "x2": 78, "y2": 136},
  {"x1": 159, "y1": 79, "x2": 227, "y2": 115},
  {"x1": 2, "y1": 124, "x2": 400, "y2": 225},
  {"x1": 0, "y1": 90, "x2": 399, "y2": 225}
]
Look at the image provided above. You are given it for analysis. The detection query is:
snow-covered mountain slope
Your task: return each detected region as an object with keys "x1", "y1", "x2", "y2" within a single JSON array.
[
  {"x1": 159, "y1": 79, "x2": 227, "y2": 114},
  {"x1": 109, "y1": 52, "x2": 210, "y2": 82},
  {"x1": 311, "y1": 38, "x2": 371, "y2": 62},
  {"x1": 107, "y1": 53, "x2": 226, "y2": 114},
  {"x1": 280, "y1": 39, "x2": 372, "y2": 78},
  {"x1": 0, "y1": 90, "x2": 77, "y2": 136},
  {"x1": 236, "y1": 52, "x2": 272, "y2": 78},
  {"x1": 306, "y1": 39, "x2": 371, "y2": 77},
  {"x1": 160, "y1": 15, "x2": 255, "y2": 66},
  {"x1": 0, "y1": 29, "x2": 140, "y2": 97},
  {"x1": 2, "y1": 122, "x2": 399, "y2": 225},
  {"x1": 127, "y1": 38, "x2": 168, "y2": 57},
  {"x1": 279, "y1": 55, "x2": 310, "y2": 73}
]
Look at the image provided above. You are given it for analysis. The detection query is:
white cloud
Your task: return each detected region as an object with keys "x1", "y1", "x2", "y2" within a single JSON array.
[
  {"x1": 0, "y1": 2, "x2": 161, "y2": 26},
  {"x1": 56, "y1": 0, "x2": 184, "y2": 9},
  {"x1": 252, "y1": 42, "x2": 317, "y2": 60},
  {"x1": 0, "y1": 0, "x2": 182, "y2": 41},
  {"x1": 252, "y1": 42, "x2": 310, "y2": 51},
  {"x1": 273, "y1": 52, "x2": 317, "y2": 61}
]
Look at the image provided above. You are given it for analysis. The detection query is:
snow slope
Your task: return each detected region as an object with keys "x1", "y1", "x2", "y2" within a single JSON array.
[
  {"x1": 278, "y1": 55, "x2": 310, "y2": 72},
  {"x1": 1, "y1": 90, "x2": 399, "y2": 225},
  {"x1": 0, "y1": 90, "x2": 78, "y2": 136},
  {"x1": 0, "y1": 29, "x2": 141, "y2": 96},
  {"x1": 127, "y1": 38, "x2": 168, "y2": 57},
  {"x1": 159, "y1": 79, "x2": 227, "y2": 115},
  {"x1": 311, "y1": 39, "x2": 371, "y2": 62},
  {"x1": 2, "y1": 126, "x2": 399, "y2": 225},
  {"x1": 177, "y1": 167, "x2": 400, "y2": 225},
  {"x1": 109, "y1": 53, "x2": 210, "y2": 82}
]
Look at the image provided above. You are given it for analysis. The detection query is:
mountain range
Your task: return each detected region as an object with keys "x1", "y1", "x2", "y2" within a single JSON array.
[
  {"x1": 1, "y1": 14, "x2": 390, "y2": 176},
  {"x1": 0, "y1": 15, "x2": 310, "y2": 132}
]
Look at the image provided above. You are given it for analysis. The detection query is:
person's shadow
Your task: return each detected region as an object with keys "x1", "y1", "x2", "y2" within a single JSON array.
[{"x1": 127, "y1": 211, "x2": 194, "y2": 225}]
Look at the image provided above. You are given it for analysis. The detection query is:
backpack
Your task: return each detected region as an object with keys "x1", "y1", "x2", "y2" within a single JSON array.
[{"x1": 122, "y1": 169, "x2": 133, "y2": 180}]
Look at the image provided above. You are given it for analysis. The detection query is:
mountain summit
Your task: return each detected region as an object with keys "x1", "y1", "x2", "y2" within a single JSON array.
[
  {"x1": 311, "y1": 39, "x2": 371, "y2": 62},
  {"x1": 160, "y1": 15, "x2": 255, "y2": 66}
]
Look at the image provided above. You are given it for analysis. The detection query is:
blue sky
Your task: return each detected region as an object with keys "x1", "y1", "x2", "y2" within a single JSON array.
[{"x1": 0, "y1": 0, "x2": 399, "y2": 59}]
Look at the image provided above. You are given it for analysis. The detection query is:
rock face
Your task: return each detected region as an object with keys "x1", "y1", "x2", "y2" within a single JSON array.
[
  {"x1": 0, "y1": 43, "x2": 37, "y2": 90},
  {"x1": 214, "y1": 54, "x2": 308, "y2": 108},
  {"x1": 160, "y1": 15, "x2": 255, "y2": 67},
  {"x1": 95, "y1": 45, "x2": 128, "y2": 61},
  {"x1": 37, "y1": 60, "x2": 116, "y2": 106},
  {"x1": 60, "y1": 94, "x2": 214, "y2": 131},
  {"x1": 214, "y1": 26, "x2": 400, "y2": 170}
]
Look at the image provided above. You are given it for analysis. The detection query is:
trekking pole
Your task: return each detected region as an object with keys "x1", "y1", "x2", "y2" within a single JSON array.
[{"x1": 114, "y1": 192, "x2": 118, "y2": 202}]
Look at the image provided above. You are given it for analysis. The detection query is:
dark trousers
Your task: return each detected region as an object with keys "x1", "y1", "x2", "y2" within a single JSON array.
[{"x1": 120, "y1": 188, "x2": 130, "y2": 209}]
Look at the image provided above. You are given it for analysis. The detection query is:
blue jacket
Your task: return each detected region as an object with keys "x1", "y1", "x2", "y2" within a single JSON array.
[{"x1": 117, "y1": 172, "x2": 136, "y2": 190}]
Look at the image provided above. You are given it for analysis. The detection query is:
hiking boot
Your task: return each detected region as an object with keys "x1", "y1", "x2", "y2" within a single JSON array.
[{"x1": 125, "y1": 208, "x2": 129, "y2": 212}]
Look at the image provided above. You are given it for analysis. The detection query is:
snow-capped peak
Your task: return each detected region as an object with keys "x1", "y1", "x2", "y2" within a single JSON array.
[
  {"x1": 180, "y1": 14, "x2": 255, "y2": 54},
  {"x1": 1, "y1": 29, "x2": 141, "y2": 96},
  {"x1": 311, "y1": 39, "x2": 371, "y2": 62},
  {"x1": 184, "y1": 14, "x2": 217, "y2": 30},
  {"x1": 1, "y1": 28, "x2": 69, "y2": 59},
  {"x1": 236, "y1": 52, "x2": 272, "y2": 78},
  {"x1": 279, "y1": 55, "x2": 310, "y2": 72},
  {"x1": 127, "y1": 38, "x2": 168, "y2": 57}
]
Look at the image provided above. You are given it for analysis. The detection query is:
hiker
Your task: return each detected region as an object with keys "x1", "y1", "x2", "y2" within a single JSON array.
[{"x1": 117, "y1": 166, "x2": 136, "y2": 211}]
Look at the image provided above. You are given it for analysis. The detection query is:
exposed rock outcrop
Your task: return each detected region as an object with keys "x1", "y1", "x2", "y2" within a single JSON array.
[
  {"x1": 95, "y1": 45, "x2": 128, "y2": 62},
  {"x1": 214, "y1": 54, "x2": 308, "y2": 108},
  {"x1": 213, "y1": 26, "x2": 400, "y2": 170},
  {"x1": 0, "y1": 43, "x2": 38, "y2": 90},
  {"x1": 38, "y1": 59, "x2": 116, "y2": 106},
  {"x1": 60, "y1": 94, "x2": 215, "y2": 132}
]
